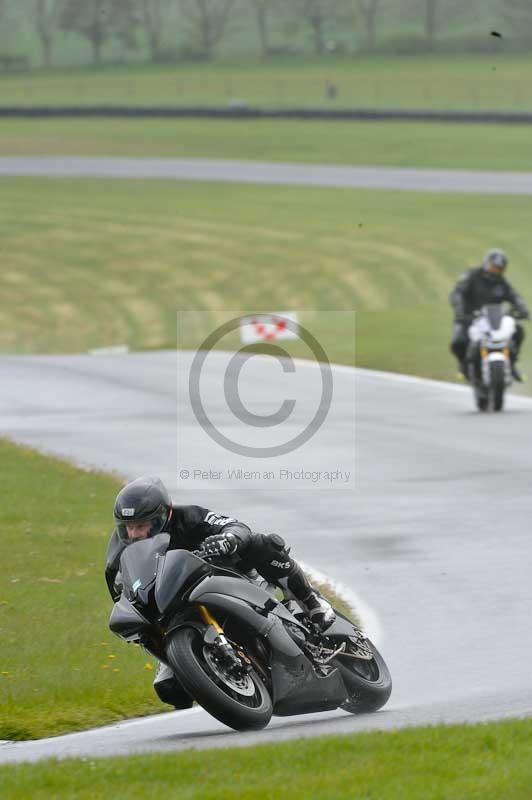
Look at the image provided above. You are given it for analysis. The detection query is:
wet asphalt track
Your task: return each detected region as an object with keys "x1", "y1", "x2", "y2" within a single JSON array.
[
  {"x1": 1, "y1": 352, "x2": 532, "y2": 763},
  {"x1": 3, "y1": 155, "x2": 532, "y2": 194}
]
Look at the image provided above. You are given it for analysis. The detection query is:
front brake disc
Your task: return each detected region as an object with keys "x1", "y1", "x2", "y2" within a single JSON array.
[{"x1": 203, "y1": 646, "x2": 256, "y2": 696}]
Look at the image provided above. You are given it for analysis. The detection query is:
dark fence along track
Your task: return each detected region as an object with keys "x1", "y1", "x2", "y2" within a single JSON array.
[{"x1": 1, "y1": 106, "x2": 532, "y2": 124}]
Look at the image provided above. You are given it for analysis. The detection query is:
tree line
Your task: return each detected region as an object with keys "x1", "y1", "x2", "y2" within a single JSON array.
[{"x1": 1, "y1": 0, "x2": 531, "y2": 69}]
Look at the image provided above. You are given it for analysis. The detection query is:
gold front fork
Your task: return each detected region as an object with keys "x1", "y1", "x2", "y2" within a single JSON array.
[
  {"x1": 197, "y1": 604, "x2": 251, "y2": 673},
  {"x1": 197, "y1": 604, "x2": 224, "y2": 634}
]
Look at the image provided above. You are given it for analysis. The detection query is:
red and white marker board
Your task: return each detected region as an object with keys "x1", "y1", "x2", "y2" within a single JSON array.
[{"x1": 239, "y1": 312, "x2": 299, "y2": 344}]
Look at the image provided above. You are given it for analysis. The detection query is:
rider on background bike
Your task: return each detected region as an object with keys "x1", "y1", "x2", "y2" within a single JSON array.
[
  {"x1": 449, "y1": 249, "x2": 529, "y2": 381},
  {"x1": 105, "y1": 476, "x2": 335, "y2": 709}
]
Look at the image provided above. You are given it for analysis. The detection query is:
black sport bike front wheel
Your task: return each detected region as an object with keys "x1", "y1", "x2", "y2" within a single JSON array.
[{"x1": 166, "y1": 627, "x2": 273, "y2": 731}]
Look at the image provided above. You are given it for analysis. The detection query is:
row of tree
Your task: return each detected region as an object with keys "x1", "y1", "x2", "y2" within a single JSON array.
[{"x1": 2, "y1": 0, "x2": 532, "y2": 68}]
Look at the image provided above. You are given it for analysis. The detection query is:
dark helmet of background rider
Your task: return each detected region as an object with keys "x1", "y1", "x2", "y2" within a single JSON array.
[
  {"x1": 113, "y1": 476, "x2": 172, "y2": 541},
  {"x1": 483, "y1": 248, "x2": 508, "y2": 275}
]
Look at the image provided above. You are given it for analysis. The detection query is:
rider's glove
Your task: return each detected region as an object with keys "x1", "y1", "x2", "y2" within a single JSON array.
[{"x1": 203, "y1": 532, "x2": 239, "y2": 558}]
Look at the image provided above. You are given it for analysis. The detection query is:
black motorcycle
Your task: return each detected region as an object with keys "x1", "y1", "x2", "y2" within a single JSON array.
[{"x1": 109, "y1": 533, "x2": 392, "y2": 731}]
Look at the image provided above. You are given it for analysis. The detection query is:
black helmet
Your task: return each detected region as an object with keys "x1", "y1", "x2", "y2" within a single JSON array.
[
  {"x1": 483, "y1": 248, "x2": 507, "y2": 274},
  {"x1": 113, "y1": 476, "x2": 171, "y2": 541}
]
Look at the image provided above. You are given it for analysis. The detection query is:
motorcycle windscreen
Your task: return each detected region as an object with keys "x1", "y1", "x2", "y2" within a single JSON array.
[
  {"x1": 484, "y1": 303, "x2": 504, "y2": 329},
  {"x1": 119, "y1": 533, "x2": 170, "y2": 598}
]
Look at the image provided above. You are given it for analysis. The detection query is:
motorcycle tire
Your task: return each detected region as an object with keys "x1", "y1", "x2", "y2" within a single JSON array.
[
  {"x1": 334, "y1": 637, "x2": 392, "y2": 714},
  {"x1": 490, "y1": 360, "x2": 505, "y2": 412},
  {"x1": 166, "y1": 627, "x2": 272, "y2": 731}
]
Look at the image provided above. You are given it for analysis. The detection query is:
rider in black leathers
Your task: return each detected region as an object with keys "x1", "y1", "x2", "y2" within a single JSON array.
[
  {"x1": 105, "y1": 476, "x2": 335, "y2": 709},
  {"x1": 449, "y1": 249, "x2": 529, "y2": 381}
]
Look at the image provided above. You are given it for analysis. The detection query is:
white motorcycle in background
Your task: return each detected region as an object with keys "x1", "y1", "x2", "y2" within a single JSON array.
[{"x1": 467, "y1": 303, "x2": 520, "y2": 412}]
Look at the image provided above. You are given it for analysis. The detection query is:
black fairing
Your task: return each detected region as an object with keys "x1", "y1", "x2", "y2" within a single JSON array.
[
  {"x1": 120, "y1": 534, "x2": 170, "y2": 606},
  {"x1": 190, "y1": 576, "x2": 308, "y2": 630},
  {"x1": 485, "y1": 303, "x2": 503, "y2": 330},
  {"x1": 191, "y1": 576, "x2": 272, "y2": 610},
  {"x1": 189, "y1": 586, "x2": 348, "y2": 714},
  {"x1": 109, "y1": 594, "x2": 151, "y2": 639},
  {"x1": 155, "y1": 549, "x2": 211, "y2": 615},
  {"x1": 271, "y1": 650, "x2": 347, "y2": 715}
]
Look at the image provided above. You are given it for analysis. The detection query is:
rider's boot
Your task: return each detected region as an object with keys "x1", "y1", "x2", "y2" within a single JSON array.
[
  {"x1": 278, "y1": 563, "x2": 336, "y2": 631},
  {"x1": 511, "y1": 363, "x2": 524, "y2": 382},
  {"x1": 153, "y1": 662, "x2": 193, "y2": 709},
  {"x1": 300, "y1": 591, "x2": 336, "y2": 631},
  {"x1": 510, "y1": 347, "x2": 525, "y2": 382}
]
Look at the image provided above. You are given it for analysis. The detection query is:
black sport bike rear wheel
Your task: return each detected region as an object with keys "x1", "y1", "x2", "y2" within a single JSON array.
[{"x1": 333, "y1": 637, "x2": 392, "y2": 714}]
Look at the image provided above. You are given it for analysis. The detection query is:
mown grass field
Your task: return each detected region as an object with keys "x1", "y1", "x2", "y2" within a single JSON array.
[
  {"x1": 0, "y1": 55, "x2": 530, "y2": 110},
  {"x1": 2, "y1": 176, "x2": 532, "y2": 389},
  {"x1": 3, "y1": 116, "x2": 532, "y2": 171},
  {"x1": 3, "y1": 718, "x2": 532, "y2": 799},
  {"x1": 0, "y1": 439, "x2": 354, "y2": 740}
]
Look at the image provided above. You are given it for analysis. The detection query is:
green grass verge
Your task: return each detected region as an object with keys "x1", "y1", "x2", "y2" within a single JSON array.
[
  {"x1": 0, "y1": 439, "x2": 164, "y2": 740},
  {"x1": 3, "y1": 718, "x2": 532, "y2": 799},
  {"x1": 2, "y1": 55, "x2": 532, "y2": 111},
  {"x1": 3, "y1": 117, "x2": 532, "y2": 171},
  {"x1": 2, "y1": 176, "x2": 532, "y2": 392}
]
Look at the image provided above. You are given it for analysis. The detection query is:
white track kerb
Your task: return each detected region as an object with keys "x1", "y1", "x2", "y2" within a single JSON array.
[{"x1": 1, "y1": 352, "x2": 532, "y2": 762}]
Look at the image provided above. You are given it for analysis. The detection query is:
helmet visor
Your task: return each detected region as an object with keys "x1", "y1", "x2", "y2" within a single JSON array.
[{"x1": 116, "y1": 511, "x2": 168, "y2": 541}]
